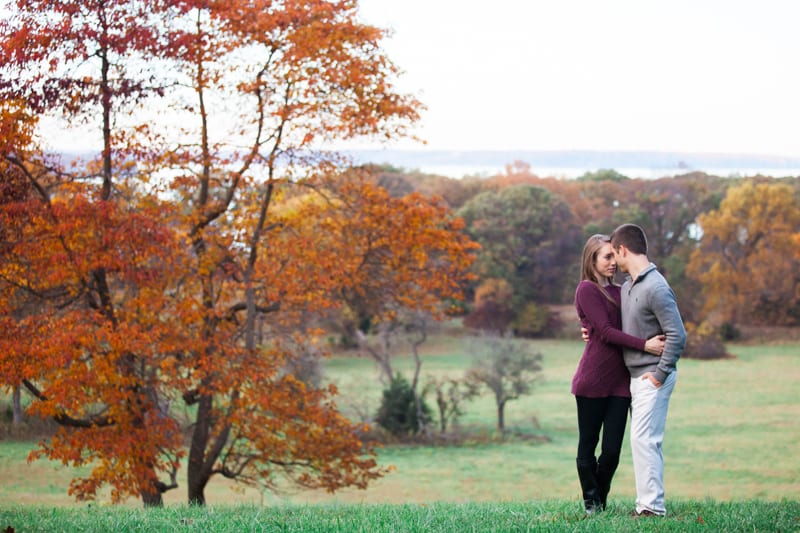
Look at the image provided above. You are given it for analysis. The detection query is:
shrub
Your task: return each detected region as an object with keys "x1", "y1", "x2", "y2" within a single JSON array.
[
  {"x1": 0, "y1": 404, "x2": 57, "y2": 441},
  {"x1": 719, "y1": 321, "x2": 741, "y2": 341},
  {"x1": 512, "y1": 302, "x2": 559, "y2": 338},
  {"x1": 463, "y1": 300, "x2": 515, "y2": 333},
  {"x1": 684, "y1": 321, "x2": 732, "y2": 360},
  {"x1": 473, "y1": 278, "x2": 513, "y2": 309},
  {"x1": 375, "y1": 374, "x2": 433, "y2": 436},
  {"x1": 463, "y1": 279, "x2": 516, "y2": 333}
]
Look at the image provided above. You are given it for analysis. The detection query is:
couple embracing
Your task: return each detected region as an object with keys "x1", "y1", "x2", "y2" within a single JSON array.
[{"x1": 572, "y1": 223, "x2": 686, "y2": 517}]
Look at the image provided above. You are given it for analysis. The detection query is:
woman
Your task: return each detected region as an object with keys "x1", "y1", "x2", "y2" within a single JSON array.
[{"x1": 572, "y1": 234, "x2": 665, "y2": 515}]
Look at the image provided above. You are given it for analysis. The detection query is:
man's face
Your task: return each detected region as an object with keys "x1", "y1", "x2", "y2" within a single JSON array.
[{"x1": 613, "y1": 245, "x2": 628, "y2": 273}]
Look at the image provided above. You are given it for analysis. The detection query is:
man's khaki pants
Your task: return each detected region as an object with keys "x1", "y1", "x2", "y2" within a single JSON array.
[{"x1": 629, "y1": 370, "x2": 677, "y2": 516}]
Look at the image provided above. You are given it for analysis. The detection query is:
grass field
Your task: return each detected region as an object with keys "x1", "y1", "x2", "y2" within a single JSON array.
[
  {"x1": 1, "y1": 500, "x2": 799, "y2": 532},
  {"x1": 0, "y1": 336, "x2": 798, "y2": 515}
]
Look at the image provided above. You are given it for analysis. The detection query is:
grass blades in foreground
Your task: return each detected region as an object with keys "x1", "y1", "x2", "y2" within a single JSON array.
[{"x1": 1, "y1": 500, "x2": 798, "y2": 532}]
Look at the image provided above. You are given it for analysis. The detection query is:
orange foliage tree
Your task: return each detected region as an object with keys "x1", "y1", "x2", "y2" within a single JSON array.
[
  {"x1": 282, "y1": 172, "x2": 478, "y2": 385},
  {"x1": 687, "y1": 181, "x2": 800, "y2": 325},
  {"x1": 3, "y1": 107, "x2": 194, "y2": 507},
  {"x1": 147, "y1": 0, "x2": 424, "y2": 506},
  {"x1": 0, "y1": 157, "x2": 188, "y2": 505},
  {"x1": 1, "y1": 0, "x2": 219, "y2": 506},
  {"x1": 0, "y1": 99, "x2": 38, "y2": 423},
  {"x1": 1, "y1": 0, "x2": 202, "y2": 504},
  {"x1": 0, "y1": 0, "x2": 482, "y2": 508}
]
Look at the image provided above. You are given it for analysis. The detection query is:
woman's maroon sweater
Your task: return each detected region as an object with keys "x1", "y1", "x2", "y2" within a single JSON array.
[{"x1": 571, "y1": 280, "x2": 646, "y2": 398}]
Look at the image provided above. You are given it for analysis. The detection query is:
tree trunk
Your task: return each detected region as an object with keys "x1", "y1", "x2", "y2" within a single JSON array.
[
  {"x1": 436, "y1": 386, "x2": 447, "y2": 433},
  {"x1": 187, "y1": 394, "x2": 212, "y2": 506},
  {"x1": 188, "y1": 486, "x2": 206, "y2": 506},
  {"x1": 356, "y1": 327, "x2": 394, "y2": 384},
  {"x1": 99, "y1": 42, "x2": 112, "y2": 200},
  {"x1": 12, "y1": 385, "x2": 23, "y2": 424},
  {"x1": 140, "y1": 484, "x2": 164, "y2": 507},
  {"x1": 410, "y1": 342, "x2": 425, "y2": 434},
  {"x1": 497, "y1": 400, "x2": 505, "y2": 433}
]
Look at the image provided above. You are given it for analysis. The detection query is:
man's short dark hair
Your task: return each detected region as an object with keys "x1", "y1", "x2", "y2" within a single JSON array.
[{"x1": 611, "y1": 224, "x2": 648, "y2": 255}]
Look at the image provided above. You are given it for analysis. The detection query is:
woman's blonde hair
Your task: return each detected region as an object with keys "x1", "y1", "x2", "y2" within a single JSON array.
[{"x1": 580, "y1": 233, "x2": 617, "y2": 305}]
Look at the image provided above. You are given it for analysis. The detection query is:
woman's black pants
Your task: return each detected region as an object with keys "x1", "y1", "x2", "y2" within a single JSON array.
[{"x1": 575, "y1": 395, "x2": 631, "y2": 509}]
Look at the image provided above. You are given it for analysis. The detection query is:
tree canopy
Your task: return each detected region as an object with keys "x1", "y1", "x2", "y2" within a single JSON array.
[
  {"x1": 687, "y1": 181, "x2": 800, "y2": 325},
  {"x1": 0, "y1": 0, "x2": 482, "y2": 507},
  {"x1": 456, "y1": 184, "x2": 581, "y2": 307}
]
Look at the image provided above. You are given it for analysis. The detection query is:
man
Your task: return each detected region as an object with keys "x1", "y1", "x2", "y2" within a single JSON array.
[{"x1": 610, "y1": 223, "x2": 686, "y2": 517}]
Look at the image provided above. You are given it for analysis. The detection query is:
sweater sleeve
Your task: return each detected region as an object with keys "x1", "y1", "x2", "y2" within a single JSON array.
[
  {"x1": 649, "y1": 282, "x2": 687, "y2": 383},
  {"x1": 576, "y1": 282, "x2": 647, "y2": 352}
]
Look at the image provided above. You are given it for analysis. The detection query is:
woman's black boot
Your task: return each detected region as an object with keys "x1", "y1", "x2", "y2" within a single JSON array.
[
  {"x1": 595, "y1": 460, "x2": 617, "y2": 510},
  {"x1": 576, "y1": 458, "x2": 602, "y2": 515}
]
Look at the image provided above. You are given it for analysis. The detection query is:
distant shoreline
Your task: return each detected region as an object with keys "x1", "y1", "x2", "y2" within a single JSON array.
[
  {"x1": 387, "y1": 164, "x2": 800, "y2": 180},
  {"x1": 346, "y1": 149, "x2": 800, "y2": 179},
  {"x1": 55, "y1": 148, "x2": 800, "y2": 180}
]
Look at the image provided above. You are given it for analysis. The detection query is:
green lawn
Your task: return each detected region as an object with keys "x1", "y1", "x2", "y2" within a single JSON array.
[
  {"x1": 0, "y1": 338, "x2": 798, "y2": 509},
  {"x1": 1, "y1": 500, "x2": 798, "y2": 532}
]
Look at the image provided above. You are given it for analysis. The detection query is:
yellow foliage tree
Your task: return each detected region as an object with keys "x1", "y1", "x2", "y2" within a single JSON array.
[
  {"x1": 474, "y1": 278, "x2": 514, "y2": 310},
  {"x1": 687, "y1": 181, "x2": 800, "y2": 325}
]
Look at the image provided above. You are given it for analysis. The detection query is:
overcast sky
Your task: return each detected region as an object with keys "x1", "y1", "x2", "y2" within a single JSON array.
[{"x1": 353, "y1": 0, "x2": 800, "y2": 157}]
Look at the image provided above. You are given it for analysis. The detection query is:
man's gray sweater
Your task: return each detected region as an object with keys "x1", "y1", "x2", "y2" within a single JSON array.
[{"x1": 621, "y1": 263, "x2": 686, "y2": 383}]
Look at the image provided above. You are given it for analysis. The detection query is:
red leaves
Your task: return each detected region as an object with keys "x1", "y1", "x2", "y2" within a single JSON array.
[
  {"x1": 1, "y1": 193, "x2": 177, "y2": 290},
  {"x1": 4, "y1": 5, "x2": 228, "y2": 151},
  {"x1": 0, "y1": 0, "x2": 438, "y2": 506}
]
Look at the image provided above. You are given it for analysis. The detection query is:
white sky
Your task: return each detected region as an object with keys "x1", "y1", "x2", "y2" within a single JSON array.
[{"x1": 354, "y1": 0, "x2": 800, "y2": 157}]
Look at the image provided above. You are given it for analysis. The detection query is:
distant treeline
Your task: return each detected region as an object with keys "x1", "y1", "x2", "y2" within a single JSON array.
[{"x1": 367, "y1": 163, "x2": 800, "y2": 339}]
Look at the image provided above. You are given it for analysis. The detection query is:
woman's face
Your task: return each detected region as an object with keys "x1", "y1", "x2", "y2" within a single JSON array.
[{"x1": 594, "y1": 242, "x2": 617, "y2": 280}]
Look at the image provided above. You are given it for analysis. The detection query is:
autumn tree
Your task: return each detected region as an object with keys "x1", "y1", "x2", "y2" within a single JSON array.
[
  {"x1": 0, "y1": 0, "x2": 437, "y2": 507},
  {"x1": 456, "y1": 184, "x2": 582, "y2": 307},
  {"x1": 0, "y1": 98, "x2": 38, "y2": 425},
  {"x1": 286, "y1": 173, "x2": 478, "y2": 434},
  {"x1": 687, "y1": 181, "x2": 800, "y2": 325},
  {"x1": 489, "y1": 162, "x2": 622, "y2": 235},
  {"x1": 463, "y1": 278, "x2": 515, "y2": 333},
  {"x1": 0, "y1": 177, "x2": 189, "y2": 505},
  {"x1": 632, "y1": 174, "x2": 725, "y2": 262},
  {"x1": 628, "y1": 174, "x2": 727, "y2": 321},
  {"x1": 150, "y1": 2, "x2": 426, "y2": 502},
  {"x1": 0, "y1": 0, "x2": 203, "y2": 506},
  {"x1": 0, "y1": 0, "x2": 185, "y2": 198},
  {"x1": 576, "y1": 168, "x2": 630, "y2": 182}
]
